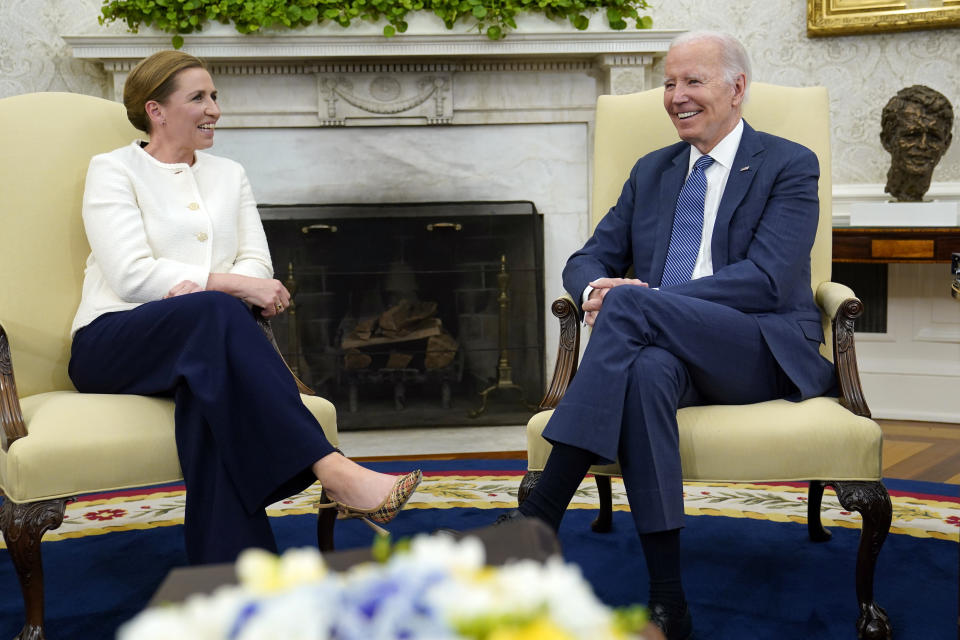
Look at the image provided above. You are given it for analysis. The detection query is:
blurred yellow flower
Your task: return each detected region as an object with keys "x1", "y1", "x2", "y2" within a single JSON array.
[
  {"x1": 236, "y1": 547, "x2": 327, "y2": 595},
  {"x1": 487, "y1": 618, "x2": 576, "y2": 640}
]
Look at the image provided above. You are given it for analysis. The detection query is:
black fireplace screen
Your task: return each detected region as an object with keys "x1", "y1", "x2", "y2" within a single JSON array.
[{"x1": 260, "y1": 202, "x2": 544, "y2": 430}]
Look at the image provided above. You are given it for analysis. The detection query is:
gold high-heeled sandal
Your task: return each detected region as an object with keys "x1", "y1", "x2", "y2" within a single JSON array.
[{"x1": 318, "y1": 470, "x2": 422, "y2": 536}]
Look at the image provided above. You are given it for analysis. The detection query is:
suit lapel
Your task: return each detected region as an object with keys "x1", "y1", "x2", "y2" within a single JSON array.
[
  {"x1": 711, "y1": 121, "x2": 765, "y2": 268},
  {"x1": 649, "y1": 147, "x2": 690, "y2": 287}
]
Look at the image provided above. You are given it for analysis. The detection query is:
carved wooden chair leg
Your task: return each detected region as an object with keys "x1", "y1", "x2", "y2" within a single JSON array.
[
  {"x1": 316, "y1": 487, "x2": 336, "y2": 552},
  {"x1": 806, "y1": 480, "x2": 832, "y2": 542},
  {"x1": 0, "y1": 497, "x2": 68, "y2": 640},
  {"x1": 833, "y1": 480, "x2": 893, "y2": 640},
  {"x1": 518, "y1": 471, "x2": 541, "y2": 506},
  {"x1": 591, "y1": 475, "x2": 613, "y2": 533}
]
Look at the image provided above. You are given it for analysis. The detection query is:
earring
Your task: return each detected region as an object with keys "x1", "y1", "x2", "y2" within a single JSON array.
[{"x1": 161, "y1": 119, "x2": 167, "y2": 126}]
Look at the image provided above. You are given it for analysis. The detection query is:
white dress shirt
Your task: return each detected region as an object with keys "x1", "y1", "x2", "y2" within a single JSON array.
[
  {"x1": 687, "y1": 119, "x2": 743, "y2": 279},
  {"x1": 72, "y1": 141, "x2": 273, "y2": 335}
]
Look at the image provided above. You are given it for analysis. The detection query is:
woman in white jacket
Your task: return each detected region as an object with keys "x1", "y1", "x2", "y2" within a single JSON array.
[{"x1": 69, "y1": 50, "x2": 420, "y2": 564}]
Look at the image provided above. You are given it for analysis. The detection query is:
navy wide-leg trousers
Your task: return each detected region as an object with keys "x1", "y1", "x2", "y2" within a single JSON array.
[
  {"x1": 69, "y1": 291, "x2": 337, "y2": 564},
  {"x1": 542, "y1": 285, "x2": 794, "y2": 534}
]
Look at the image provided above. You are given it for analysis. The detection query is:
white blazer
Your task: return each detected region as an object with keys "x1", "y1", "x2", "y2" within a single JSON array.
[{"x1": 72, "y1": 141, "x2": 273, "y2": 335}]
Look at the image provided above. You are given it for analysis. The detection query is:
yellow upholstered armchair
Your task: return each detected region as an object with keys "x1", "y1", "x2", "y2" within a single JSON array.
[
  {"x1": 0, "y1": 92, "x2": 339, "y2": 639},
  {"x1": 522, "y1": 84, "x2": 892, "y2": 639}
]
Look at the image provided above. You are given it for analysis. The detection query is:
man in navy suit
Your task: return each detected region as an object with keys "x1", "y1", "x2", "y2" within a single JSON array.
[{"x1": 502, "y1": 31, "x2": 836, "y2": 640}]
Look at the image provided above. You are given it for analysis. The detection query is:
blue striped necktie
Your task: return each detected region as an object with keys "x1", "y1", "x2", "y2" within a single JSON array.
[{"x1": 661, "y1": 154, "x2": 714, "y2": 287}]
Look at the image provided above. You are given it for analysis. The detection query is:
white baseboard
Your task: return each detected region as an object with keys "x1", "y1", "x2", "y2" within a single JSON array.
[{"x1": 869, "y1": 409, "x2": 960, "y2": 423}]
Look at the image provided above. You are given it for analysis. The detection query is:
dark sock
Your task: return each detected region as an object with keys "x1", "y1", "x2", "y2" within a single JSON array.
[
  {"x1": 517, "y1": 442, "x2": 594, "y2": 531},
  {"x1": 640, "y1": 528, "x2": 685, "y2": 615}
]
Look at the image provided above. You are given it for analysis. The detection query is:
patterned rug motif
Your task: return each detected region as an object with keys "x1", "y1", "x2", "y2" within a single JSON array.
[{"x1": 10, "y1": 472, "x2": 958, "y2": 547}]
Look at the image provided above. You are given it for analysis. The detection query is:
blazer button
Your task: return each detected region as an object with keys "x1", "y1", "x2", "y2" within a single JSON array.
[
  {"x1": 196, "y1": 232, "x2": 208, "y2": 242},
  {"x1": 188, "y1": 202, "x2": 200, "y2": 210}
]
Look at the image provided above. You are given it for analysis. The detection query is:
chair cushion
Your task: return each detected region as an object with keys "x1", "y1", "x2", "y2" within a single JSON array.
[
  {"x1": 0, "y1": 391, "x2": 338, "y2": 503},
  {"x1": 526, "y1": 397, "x2": 882, "y2": 482}
]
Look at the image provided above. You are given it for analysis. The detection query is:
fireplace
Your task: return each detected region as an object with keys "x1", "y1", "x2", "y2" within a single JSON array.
[{"x1": 262, "y1": 202, "x2": 543, "y2": 429}]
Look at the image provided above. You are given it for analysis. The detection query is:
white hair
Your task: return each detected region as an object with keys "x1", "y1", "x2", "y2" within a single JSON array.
[{"x1": 669, "y1": 31, "x2": 752, "y2": 99}]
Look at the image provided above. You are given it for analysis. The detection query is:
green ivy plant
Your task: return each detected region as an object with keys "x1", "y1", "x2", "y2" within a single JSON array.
[{"x1": 99, "y1": 0, "x2": 653, "y2": 47}]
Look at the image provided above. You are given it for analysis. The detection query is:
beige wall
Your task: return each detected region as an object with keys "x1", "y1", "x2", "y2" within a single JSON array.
[
  {"x1": 0, "y1": 0, "x2": 110, "y2": 100},
  {"x1": 2, "y1": 0, "x2": 958, "y2": 186}
]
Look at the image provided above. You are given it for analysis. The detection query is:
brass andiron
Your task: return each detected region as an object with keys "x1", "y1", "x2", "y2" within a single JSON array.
[
  {"x1": 284, "y1": 262, "x2": 301, "y2": 377},
  {"x1": 469, "y1": 255, "x2": 533, "y2": 418},
  {"x1": 952, "y1": 253, "x2": 959, "y2": 300}
]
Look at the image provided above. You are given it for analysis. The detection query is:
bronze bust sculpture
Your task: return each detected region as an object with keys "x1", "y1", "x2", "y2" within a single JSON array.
[{"x1": 880, "y1": 85, "x2": 954, "y2": 202}]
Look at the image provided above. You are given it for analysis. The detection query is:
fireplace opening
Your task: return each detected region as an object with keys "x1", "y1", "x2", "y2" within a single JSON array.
[{"x1": 261, "y1": 202, "x2": 545, "y2": 430}]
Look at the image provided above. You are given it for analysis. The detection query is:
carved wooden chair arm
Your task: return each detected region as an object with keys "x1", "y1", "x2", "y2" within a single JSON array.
[
  {"x1": 538, "y1": 295, "x2": 582, "y2": 410},
  {"x1": 0, "y1": 322, "x2": 28, "y2": 453},
  {"x1": 252, "y1": 308, "x2": 315, "y2": 396},
  {"x1": 815, "y1": 281, "x2": 871, "y2": 418}
]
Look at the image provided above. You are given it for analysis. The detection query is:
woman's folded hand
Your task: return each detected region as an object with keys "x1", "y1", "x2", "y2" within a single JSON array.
[{"x1": 206, "y1": 273, "x2": 291, "y2": 317}]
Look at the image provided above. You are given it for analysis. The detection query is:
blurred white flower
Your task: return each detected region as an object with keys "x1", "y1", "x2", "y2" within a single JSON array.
[{"x1": 117, "y1": 535, "x2": 646, "y2": 640}]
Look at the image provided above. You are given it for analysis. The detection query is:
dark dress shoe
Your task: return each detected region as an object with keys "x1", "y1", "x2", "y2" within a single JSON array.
[
  {"x1": 493, "y1": 509, "x2": 527, "y2": 525},
  {"x1": 436, "y1": 509, "x2": 528, "y2": 539},
  {"x1": 648, "y1": 601, "x2": 693, "y2": 640}
]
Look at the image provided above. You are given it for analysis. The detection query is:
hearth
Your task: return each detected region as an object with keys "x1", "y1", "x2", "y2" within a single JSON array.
[{"x1": 261, "y1": 202, "x2": 544, "y2": 429}]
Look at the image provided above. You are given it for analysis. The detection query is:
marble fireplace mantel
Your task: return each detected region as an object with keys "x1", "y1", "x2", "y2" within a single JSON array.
[{"x1": 64, "y1": 25, "x2": 680, "y2": 127}]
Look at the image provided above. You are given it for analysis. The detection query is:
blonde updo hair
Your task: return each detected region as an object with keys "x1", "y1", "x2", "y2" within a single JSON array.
[{"x1": 123, "y1": 50, "x2": 207, "y2": 133}]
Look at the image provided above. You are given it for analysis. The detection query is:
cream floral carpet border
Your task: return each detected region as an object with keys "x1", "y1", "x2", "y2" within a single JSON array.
[{"x1": 6, "y1": 474, "x2": 958, "y2": 548}]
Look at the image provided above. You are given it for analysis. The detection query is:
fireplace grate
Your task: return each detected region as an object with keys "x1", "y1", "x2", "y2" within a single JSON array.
[{"x1": 261, "y1": 201, "x2": 544, "y2": 430}]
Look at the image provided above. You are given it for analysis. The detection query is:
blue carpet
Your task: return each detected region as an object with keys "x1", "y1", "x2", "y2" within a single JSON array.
[{"x1": 0, "y1": 462, "x2": 956, "y2": 639}]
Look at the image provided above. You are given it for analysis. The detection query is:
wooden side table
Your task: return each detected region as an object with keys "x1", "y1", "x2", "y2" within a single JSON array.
[
  {"x1": 830, "y1": 226, "x2": 960, "y2": 331},
  {"x1": 832, "y1": 226, "x2": 960, "y2": 264}
]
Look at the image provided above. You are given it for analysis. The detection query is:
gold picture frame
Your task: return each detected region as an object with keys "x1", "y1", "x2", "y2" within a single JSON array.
[{"x1": 807, "y1": 0, "x2": 960, "y2": 37}]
